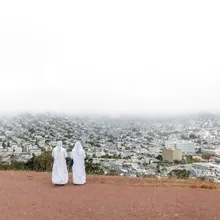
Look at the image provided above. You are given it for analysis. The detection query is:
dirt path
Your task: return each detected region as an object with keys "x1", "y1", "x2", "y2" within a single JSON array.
[{"x1": 0, "y1": 171, "x2": 220, "y2": 220}]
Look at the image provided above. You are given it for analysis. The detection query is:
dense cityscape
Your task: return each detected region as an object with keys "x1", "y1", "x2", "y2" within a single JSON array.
[{"x1": 1, "y1": 113, "x2": 220, "y2": 182}]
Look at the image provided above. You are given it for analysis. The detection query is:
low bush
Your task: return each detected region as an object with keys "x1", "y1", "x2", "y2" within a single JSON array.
[{"x1": 168, "y1": 169, "x2": 190, "y2": 179}]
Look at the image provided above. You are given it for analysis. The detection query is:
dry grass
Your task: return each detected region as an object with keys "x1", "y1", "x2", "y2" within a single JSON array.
[
  {"x1": 189, "y1": 182, "x2": 219, "y2": 190},
  {"x1": 1, "y1": 171, "x2": 219, "y2": 190},
  {"x1": 88, "y1": 175, "x2": 220, "y2": 190}
]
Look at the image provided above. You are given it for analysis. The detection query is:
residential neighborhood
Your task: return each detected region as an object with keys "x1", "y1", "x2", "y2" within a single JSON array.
[{"x1": 1, "y1": 113, "x2": 220, "y2": 182}]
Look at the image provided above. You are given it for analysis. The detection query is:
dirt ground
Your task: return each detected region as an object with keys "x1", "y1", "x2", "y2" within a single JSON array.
[{"x1": 0, "y1": 171, "x2": 220, "y2": 220}]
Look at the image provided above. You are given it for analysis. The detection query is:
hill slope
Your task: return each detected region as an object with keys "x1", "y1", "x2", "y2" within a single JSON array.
[{"x1": 0, "y1": 171, "x2": 220, "y2": 220}]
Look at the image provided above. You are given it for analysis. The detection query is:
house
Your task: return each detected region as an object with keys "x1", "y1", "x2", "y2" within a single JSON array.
[
  {"x1": 7, "y1": 147, "x2": 13, "y2": 153},
  {"x1": 12, "y1": 145, "x2": 22, "y2": 154},
  {"x1": 1, "y1": 153, "x2": 11, "y2": 164},
  {"x1": 95, "y1": 151, "x2": 105, "y2": 158},
  {"x1": 0, "y1": 135, "x2": 6, "y2": 141},
  {"x1": 131, "y1": 155, "x2": 139, "y2": 163}
]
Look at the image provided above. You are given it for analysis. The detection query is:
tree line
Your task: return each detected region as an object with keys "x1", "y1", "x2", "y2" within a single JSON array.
[{"x1": 0, "y1": 151, "x2": 105, "y2": 175}]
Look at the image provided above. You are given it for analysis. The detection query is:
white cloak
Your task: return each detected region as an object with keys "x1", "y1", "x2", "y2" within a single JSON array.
[
  {"x1": 52, "y1": 141, "x2": 68, "y2": 185},
  {"x1": 71, "y1": 141, "x2": 86, "y2": 185}
]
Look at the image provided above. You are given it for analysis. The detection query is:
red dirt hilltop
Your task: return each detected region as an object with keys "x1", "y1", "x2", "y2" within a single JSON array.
[{"x1": 0, "y1": 171, "x2": 220, "y2": 220}]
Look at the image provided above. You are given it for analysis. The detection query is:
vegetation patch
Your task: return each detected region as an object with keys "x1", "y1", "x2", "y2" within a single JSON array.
[{"x1": 0, "y1": 151, "x2": 105, "y2": 175}]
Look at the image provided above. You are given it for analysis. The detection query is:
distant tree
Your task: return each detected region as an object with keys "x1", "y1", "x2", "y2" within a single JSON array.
[
  {"x1": 2, "y1": 141, "x2": 6, "y2": 149},
  {"x1": 156, "y1": 165, "x2": 161, "y2": 173},
  {"x1": 24, "y1": 154, "x2": 36, "y2": 171},
  {"x1": 142, "y1": 174, "x2": 156, "y2": 178},
  {"x1": 85, "y1": 157, "x2": 104, "y2": 175},
  {"x1": 123, "y1": 155, "x2": 131, "y2": 160},
  {"x1": 168, "y1": 169, "x2": 190, "y2": 179},
  {"x1": 173, "y1": 160, "x2": 186, "y2": 165},
  {"x1": 101, "y1": 154, "x2": 121, "y2": 159},
  {"x1": 30, "y1": 151, "x2": 53, "y2": 172},
  {"x1": 189, "y1": 133, "x2": 198, "y2": 139},
  {"x1": 146, "y1": 137, "x2": 153, "y2": 142},
  {"x1": 202, "y1": 152, "x2": 212, "y2": 161},
  {"x1": 196, "y1": 148, "x2": 202, "y2": 154},
  {"x1": 180, "y1": 135, "x2": 189, "y2": 140},
  {"x1": 156, "y1": 155, "x2": 163, "y2": 161},
  {"x1": 28, "y1": 128, "x2": 35, "y2": 133},
  {"x1": 186, "y1": 155, "x2": 193, "y2": 163},
  {"x1": 161, "y1": 167, "x2": 167, "y2": 172},
  {"x1": 195, "y1": 140, "x2": 202, "y2": 145}
]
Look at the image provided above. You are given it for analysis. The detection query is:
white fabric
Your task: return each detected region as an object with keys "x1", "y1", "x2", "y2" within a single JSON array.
[
  {"x1": 71, "y1": 141, "x2": 86, "y2": 184},
  {"x1": 52, "y1": 141, "x2": 68, "y2": 185}
]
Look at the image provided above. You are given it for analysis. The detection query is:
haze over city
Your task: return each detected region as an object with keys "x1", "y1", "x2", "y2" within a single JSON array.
[{"x1": 0, "y1": 0, "x2": 219, "y2": 116}]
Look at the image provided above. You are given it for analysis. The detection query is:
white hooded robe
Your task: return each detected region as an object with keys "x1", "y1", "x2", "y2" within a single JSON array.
[
  {"x1": 71, "y1": 141, "x2": 86, "y2": 185},
  {"x1": 52, "y1": 141, "x2": 68, "y2": 185}
]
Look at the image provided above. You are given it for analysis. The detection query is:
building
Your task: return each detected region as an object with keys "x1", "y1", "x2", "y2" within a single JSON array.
[
  {"x1": 176, "y1": 141, "x2": 195, "y2": 154},
  {"x1": 12, "y1": 145, "x2": 22, "y2": 154},
  {"x1": 1, "y1": 152, "x2": 12, "y2": 164},
  {"x1": 162, "y1": 148, "x2": 182, "y2": 162}
]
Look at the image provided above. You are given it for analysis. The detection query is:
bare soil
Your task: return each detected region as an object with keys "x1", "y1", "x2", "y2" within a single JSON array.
[{"x1": 0, "y1": 171, "x2": 220, "y2": 220}]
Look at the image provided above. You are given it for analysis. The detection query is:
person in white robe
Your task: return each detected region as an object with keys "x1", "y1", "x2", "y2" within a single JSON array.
[
  {"x1": 71, "y1": 141, "x2": 86, "y2": 185},
  {"x1": 52, "y1": 141, "x2": 68, "y2": 186}
]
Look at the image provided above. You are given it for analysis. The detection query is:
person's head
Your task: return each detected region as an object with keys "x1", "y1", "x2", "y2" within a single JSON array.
[
  {"x1": 73, "y1": 141, "x2": 83, "y2": 153},
  {"x1": 57, "y1": 141, "x2": 62, "y2": 151}
]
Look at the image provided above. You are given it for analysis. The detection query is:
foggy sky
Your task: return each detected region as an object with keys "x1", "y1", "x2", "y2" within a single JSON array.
[{"x1": 0, "y1": 1, "x2": 220, "y2": 116}]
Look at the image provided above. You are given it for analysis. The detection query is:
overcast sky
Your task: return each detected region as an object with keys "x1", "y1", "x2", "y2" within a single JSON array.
[{"x1": 0, "y1": 0, "x2": 220, "y2": 116}]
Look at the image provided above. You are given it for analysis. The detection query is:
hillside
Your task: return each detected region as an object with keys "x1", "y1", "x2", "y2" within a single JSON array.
[{"x1": 0, "y1": 171, "x2": 220, "y2": 220}]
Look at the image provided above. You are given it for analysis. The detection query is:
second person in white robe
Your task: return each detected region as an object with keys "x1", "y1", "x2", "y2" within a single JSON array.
[{"x1": 71, "y1": 141, "x2": 86, "y2": 185}]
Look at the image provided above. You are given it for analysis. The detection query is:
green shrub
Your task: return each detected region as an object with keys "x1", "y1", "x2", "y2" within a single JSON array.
[
  {"x1": 168, "y1": 169, "x2": 190, "y2": 179},
  {"x1": 85, "y1": 157, "x2": 104, "y2": 175}
]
